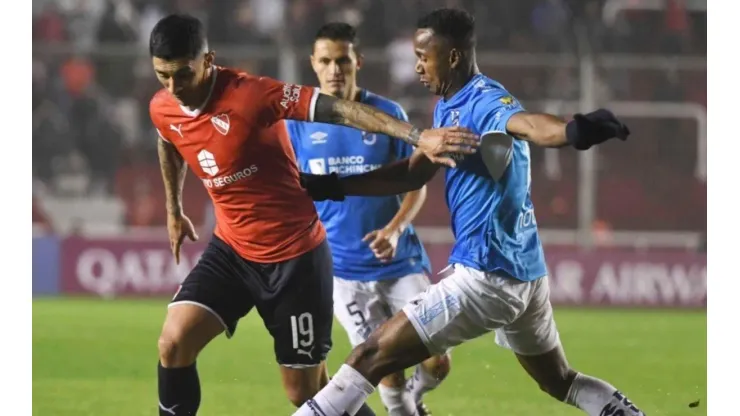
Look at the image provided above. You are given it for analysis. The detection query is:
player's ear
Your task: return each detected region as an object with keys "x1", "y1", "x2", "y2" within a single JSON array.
[
  {"x1": 449, "y1": 48, "x2": 460, "y2": 70},
  {"x1": 356, "y1": 53, "x2": 364, "y2": 71},
  {"x1": 204, "y1": 51, "x2": 215, "y2": 68}
]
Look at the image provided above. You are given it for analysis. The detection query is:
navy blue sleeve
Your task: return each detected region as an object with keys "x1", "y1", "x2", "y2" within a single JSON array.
[{"x1": 472, "y1": 91, "x2": 525, "y2": 135}]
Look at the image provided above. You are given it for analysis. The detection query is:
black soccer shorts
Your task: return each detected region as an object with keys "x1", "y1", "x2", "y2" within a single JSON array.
[{"x1": 170, "y1": 236, "x2": 334, "y2": 367}]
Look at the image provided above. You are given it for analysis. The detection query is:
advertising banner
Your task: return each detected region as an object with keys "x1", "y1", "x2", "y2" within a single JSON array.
[
  {"x1": 32, "y1": 236, "x2": 60, "y2": 295},
  {"x1": 60, "y1": 236, "x2": 206, "y2": 297},
  {"x1": 59, "y1": 237, "x2": 706, "y2": 308},
  {"x1": 426, "y1": 244, "x2": 706, "y2": 308}
]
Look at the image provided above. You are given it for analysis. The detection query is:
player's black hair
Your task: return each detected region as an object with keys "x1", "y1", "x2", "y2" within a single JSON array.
[
  {"x1": 149, "y1": 14, "x2": 208, "y2": 60},
  {"x1": 417, "y1": 8, "x2": 476, "y2": 49},
  {"x1": 314, "y1": 22, "x2": 360, "y2": 51}
]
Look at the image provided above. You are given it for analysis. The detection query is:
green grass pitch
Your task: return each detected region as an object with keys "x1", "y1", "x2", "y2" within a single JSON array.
[{"x1": 33, "y1": 298, "x2": 706, "y2": 415}]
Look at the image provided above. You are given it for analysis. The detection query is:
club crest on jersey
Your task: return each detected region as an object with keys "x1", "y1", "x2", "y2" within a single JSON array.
[
  {"x1": 211, "y1": 114, "x2": 230, "y2": 135},
  {"x1": 361, "y1": 131, "x2": 377, "y2": 145},
  {"x1": 450, "y1": 110, "x2": 460, "y2": 126}
]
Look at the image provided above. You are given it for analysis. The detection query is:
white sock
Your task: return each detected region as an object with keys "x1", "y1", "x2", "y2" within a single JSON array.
[
  {"x1": 378, "y1": 384, "x2": 418, "y2": 416},
  {"x1": 565, "y1": 373, "x2": 645, "y2": 416},
  {"x1": 292, "y1": 364, "x2": 375, "y2": 416},
  {"x1": 406, "y1": 363, "x2": 442, "y2": 405}
]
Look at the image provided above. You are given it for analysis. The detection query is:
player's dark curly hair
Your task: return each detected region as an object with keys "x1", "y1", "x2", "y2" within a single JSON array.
[
  {"x1": 417, "y1": 8, "x2": 476, "y2": 49},
  {"x1": 149, "y1": 14, "x2": 208, "y2": 60},
  {"x1": 314, "y1": 22, "x2": 360, "y2": 51}
]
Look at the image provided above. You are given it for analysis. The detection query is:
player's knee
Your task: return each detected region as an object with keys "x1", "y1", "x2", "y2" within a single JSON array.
[
  {"x1": 424, "y1": 352, "x2": 452, "y2": 381},
  {"x1": 346, "y1": 339, "x2": 384, "y2": 384},
  {"x1": 157, "y1": 332, "x2": 197, "y2": 368},
  {"x1": 347, "y1": 333, "x2": 404, "y2": 385}
]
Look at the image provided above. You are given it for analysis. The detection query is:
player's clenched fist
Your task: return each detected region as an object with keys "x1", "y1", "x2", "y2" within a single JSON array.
[
  {"x1": 167, "y1": 213, "x2": 199, "y2": 264},
  {"x1": 413, "y1": 126, "x2": 479, "y2": 168},
  {"x1": 363, "y1": 227, "x2": 401, "y2": 262}
]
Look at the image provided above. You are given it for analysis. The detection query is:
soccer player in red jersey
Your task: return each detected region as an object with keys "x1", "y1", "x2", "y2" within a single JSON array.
[{"x1": 149, "y1": 14, "x2": 477, "y2": 416}]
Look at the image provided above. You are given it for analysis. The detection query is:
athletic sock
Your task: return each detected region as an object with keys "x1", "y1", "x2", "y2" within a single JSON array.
[
  {"x1": 378, "y1": 384, "x2": 418, "y2": 416},
  {"x1": 158, "y1": 361, "x2": 201, "y2": 415},
  {"x1": 406, "y1": 363, "x2": 442, "y2": 405},
  {"x1": 565, "y1": 373, "x2": 645, "y2": 416},
  {"x1": 293, "y1": 364, "x2": 375, "y2": 416}
]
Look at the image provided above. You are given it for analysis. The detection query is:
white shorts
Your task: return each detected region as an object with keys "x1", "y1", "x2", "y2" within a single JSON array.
[
  {"x1": 333, "y1": 273, "x2": 431, "y2": 347},
  {"x1": 402, "y1": 264, "x2": 560, "y2": 356}
]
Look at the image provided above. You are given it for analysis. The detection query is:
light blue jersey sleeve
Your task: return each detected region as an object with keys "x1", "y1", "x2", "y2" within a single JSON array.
[{"x1": 470, "y1": 92, "x2": 526, "y2": 135}]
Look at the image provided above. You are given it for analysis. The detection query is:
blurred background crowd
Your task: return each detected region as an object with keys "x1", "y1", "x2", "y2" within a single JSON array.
[{"x1": 32, "y1": 0, "x2": 706, "y2": 250}]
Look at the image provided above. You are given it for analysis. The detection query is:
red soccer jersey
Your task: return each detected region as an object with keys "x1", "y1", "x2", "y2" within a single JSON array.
[{"x1": 149, "y1": 66, "x2": 326, "y2": 263}]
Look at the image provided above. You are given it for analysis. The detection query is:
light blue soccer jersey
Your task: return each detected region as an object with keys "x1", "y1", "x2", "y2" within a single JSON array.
[
  {"x1": 435, "y1": 74, "x2": 547, "y2": 282},
  {"x1": 286, "y1": 90, "x2": 431, "y2": 282}
]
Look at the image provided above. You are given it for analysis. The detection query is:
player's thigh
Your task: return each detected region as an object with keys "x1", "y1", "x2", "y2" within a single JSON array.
[
  {"x1": 258, "y1": 240, "x2": 335, "y2": 368},
  {"x1": 333, "y1": 277, "x2": 392, "y2": 347},
  {"x1": 380, "y1": 272, "x2": 432, "y2": 315},
  {"x1": 402, "y1": 265, "x2": 531, "y2": 356},
  {"x1": 166, "y1": 236, "x2": 256, "y2": 343},
  {"x1": 495, "y1": 276, "x2": 561, "y2": 356}
]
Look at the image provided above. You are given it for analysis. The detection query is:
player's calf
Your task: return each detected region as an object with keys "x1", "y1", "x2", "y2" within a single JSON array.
[
  {"x1": 406, "y1": 353, "x2": 451, "y2": 406},
  {"x1": 157, "y1": 304, "x2": 225, "y2": 416},
  {"x1": 280, "y1": 363, "x2": 330, "y2": 407},
  {"x1": 517, "y1": 345, "x2": 645, "y2": 416}
]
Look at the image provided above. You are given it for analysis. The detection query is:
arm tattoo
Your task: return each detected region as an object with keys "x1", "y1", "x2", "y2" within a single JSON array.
[
  {"x1": 314, "y1": 94, "x2": 422, "y2": 146},
  {"x1": 157, "y1": 137, "x2": 187, "y2": 216},
  {"x1": 406, "y1": 127, "x2": 422, "y2": 146}
]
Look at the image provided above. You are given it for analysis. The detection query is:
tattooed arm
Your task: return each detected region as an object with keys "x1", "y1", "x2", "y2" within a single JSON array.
[
  {"x1": 157, "y1": 137, "x2": 187, "y2": 217},
  {"x1": 157, "y1": 137, "x2": 199, "y2": 263},
  {"x1": 312, "y1": 94, "x2": 479, "y2": 168},
  {"x1": 314, "y1": 94, "x2": 420, "y2": 144}
]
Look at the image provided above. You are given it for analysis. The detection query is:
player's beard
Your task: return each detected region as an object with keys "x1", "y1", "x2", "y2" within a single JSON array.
[{"x1": 182, "y1": 67, "x2": 215, "y2": 108}]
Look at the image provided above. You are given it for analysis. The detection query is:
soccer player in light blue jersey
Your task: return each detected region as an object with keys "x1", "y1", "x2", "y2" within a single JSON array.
[
  {"x1": 286, "y1": 23, "x2": 450, "y2": 416},
  {"x1": 294, "y1": 8, "x2": 643, "y2": 416}
]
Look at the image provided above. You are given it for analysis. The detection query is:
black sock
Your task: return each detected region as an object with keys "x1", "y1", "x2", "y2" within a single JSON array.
[
  {"x1": 353, "y1": 403, "x2": 377, "y2": 416},
  {"x1": 158, "y1": 361, "x2": 201, "y2": 415}
]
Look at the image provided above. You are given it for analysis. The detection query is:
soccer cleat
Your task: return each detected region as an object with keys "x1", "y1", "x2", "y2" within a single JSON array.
[{"x1": 416, "y1": 402, "x2": 432, "y2": 416}]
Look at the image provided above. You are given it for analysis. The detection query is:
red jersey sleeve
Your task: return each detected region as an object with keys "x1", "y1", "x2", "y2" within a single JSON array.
[{"x1": 249, "y1": 76, "x2": 320, "y2": 123}]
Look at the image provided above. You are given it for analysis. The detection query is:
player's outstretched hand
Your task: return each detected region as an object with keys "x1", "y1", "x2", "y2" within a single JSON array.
[
  {"x1": 363, "y1": 227, "x2": 401, "y2": 262},
  {"x1": 417, "y1": 127, "x2": 479, "y2": 168},
  {"x1": 167, "y1": 213, "x2": 199, "y2": 264},
  {"x1": 299, "y1": 172, "x2": 346, "y2": 201},
  {"x1": 566, "y1": 109, "x2": 631, "y2": 150}
]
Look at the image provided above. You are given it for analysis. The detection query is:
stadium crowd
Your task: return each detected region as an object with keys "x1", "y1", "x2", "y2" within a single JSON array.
[{"x1": 32, "y1": 0, "x2": 706, "y2": 233}]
